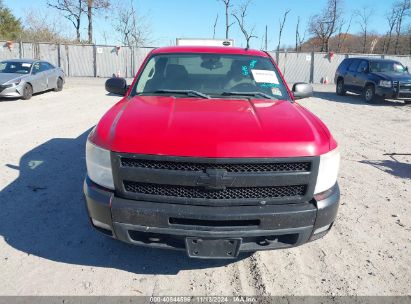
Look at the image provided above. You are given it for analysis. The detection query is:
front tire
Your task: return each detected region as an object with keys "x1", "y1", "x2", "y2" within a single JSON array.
[
  {"x1": 22, "y1": 84, "x2": 33, "y2": 100},
  {"x1": 364, "y1": 84, "x2": 376, "y2": 103},
  {"x1": 54, "y1": 78, "x2": 63, "y2": 92},
  {"x1": 336, "y1": 79, "x2": 346, "y2": 96}
]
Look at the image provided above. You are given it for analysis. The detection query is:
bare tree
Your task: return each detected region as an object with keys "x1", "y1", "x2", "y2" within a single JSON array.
[
  {"x1": 382, "y1": 8, "x2": 399, "y2": 53},
  {"x1": 308, "y1": 0, "x2": 343, "y2": 52},
  {"x1": 232, "y1": 0, "x2": 257, "y2": 48},
  {"x1": 295, "y1": 16, "x2": 306, "y2": 52},
  {"x1": 85, "y1": 0, "x2": 110, "y2": 44},
  {"x1": 408, "y1": 24, "x2": 411, "y2": 55},
  {"x1": 295, "y1": 16, "x2": 300, "y2": 51},
  {"x1": 113, "y1": 0, "x2": 151, "y2": 46},
  {"x1": 47, "y1": 0, "x2": 84, "y2": 41},
  {"x1": 218, "y1": 0, "x2": 235, "y2": 39},
  {"x1": 277, "y1": 9, "x2": 290, "y2": 52},
  {"x1": 336, "y1": 16, "x2": 352, "y2": 52},
  {"x1": 354, "y1": 6, "x2": 373, "y2": 53},
  {"x1": 393, "y1": 0, "x2": 411, "y2": 54},
  {"x1": 22, "y1": 8, "x2": 67, "y2": 42},
  {"x1": 212, "y1": 14, "x2": 219, "y2": 39}
]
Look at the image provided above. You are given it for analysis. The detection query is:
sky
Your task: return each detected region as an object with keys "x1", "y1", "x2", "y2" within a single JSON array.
[{"x1": 4, "y1": 0, "x2": 399, "y2": 49}]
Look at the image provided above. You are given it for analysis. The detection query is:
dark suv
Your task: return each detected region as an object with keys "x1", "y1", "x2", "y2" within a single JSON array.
[{"x1": 334, "y1": 58, "x2": 411, "y2": 103}]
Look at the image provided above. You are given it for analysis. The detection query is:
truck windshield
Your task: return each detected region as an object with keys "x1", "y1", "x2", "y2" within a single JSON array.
[
  {"x1": 369, "y1": 61, "x2": 407, "y2": 74},
  {"x1": 0, "y1": 61, "x2": 32, "y2": 74},
  {"x1": 131, "y1": 53, "x2": 291, "y2": 100}
]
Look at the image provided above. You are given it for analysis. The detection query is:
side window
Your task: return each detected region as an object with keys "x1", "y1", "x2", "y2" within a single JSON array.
[
  {"x1": 348, "y1": 60, "x2": 360, "y2": 72},
  {"x1": 338, "y1": 59, "x2": 351, "y2": 72},
  {"x1": 136, "y1": 57, "x2": 156, "y2": 93},
  {"x1": 357, "y1": 61, "x2": 368, "y2": 73},
  {"x1": 32, "y1": 62, "x2": 41, "y2": 74},
  {"x1": 39, "y1": 62, "x2": 51, "y2": 72}
]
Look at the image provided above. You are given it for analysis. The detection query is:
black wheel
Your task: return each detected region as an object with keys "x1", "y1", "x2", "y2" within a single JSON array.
[
  {"x1": 22, "y1": 84, "x2": 33, "y2": 100},
  {"x1": 54, "y1": 78, "x2": 63, "y2": 92},
  {"x1": 336, "y1": 79, "x2": 346, "y2": 96},
  {"x1": 364, "y1": 84, "x2": 376, "y2": 103}
]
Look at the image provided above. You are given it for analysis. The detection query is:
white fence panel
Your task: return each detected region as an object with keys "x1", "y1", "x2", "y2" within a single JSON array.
[
  {"x1": 0, "y1": 41, "x2": 20, "y2": 60},
  {"x1": 38, "y1": 43, "x2": 59, "y2": 66},
  {"x1": 348, "y1": 54, "x2": 383, "y2": 59},
  {"x1": 313, "y1": 53, "x2": 347, "y2": 84},
  {"x1": 59, "y1": 45, "x2": 69, "y2": 75},
  {"x1": 96, "y1": 45, "x2": 133, "y2": 78},
  {"x1": 276, "y1": 52, "x2": 311, "y2": 83},
  {"x1": 21, "y1": 42, "x2": 34, "y2": 59},
  {"x1": 67, "y1": 44, "x2": 94, "y2": 77}
]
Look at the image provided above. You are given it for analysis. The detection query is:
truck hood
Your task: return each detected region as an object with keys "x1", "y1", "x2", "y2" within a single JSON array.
[
  {"x1": 0, "y1": 73, "x2": 25, "y2": 85},
  {"x1": 370, "y1": 72, "x2": 411, "y2": 82},
  {"x1": 92, "y1": 96, "x2": 332, "y2": 158}
]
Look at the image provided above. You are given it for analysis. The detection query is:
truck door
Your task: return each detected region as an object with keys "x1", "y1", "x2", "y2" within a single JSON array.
[
  {"x1": 355, "y1": 60, "x2": 369, "y2": 92},
  {"x1": 344, "y1": 59, "x2": 360, "y2": 91}
]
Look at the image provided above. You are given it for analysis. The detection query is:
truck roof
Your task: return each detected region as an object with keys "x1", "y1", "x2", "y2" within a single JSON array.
[
  {"x1": 348, "y1": 57, "x2": 401, "y2": 63},
  {"x1": 151, "y1": 46, "x2": 269, "y2": 57}
]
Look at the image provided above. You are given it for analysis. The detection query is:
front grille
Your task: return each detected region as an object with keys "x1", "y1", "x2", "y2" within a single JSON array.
[
  {"x1": 113, "y1": 153, "x2": 319, "y2": 206},
  {"x1": 400, "y1": 83, "x2": 411, "y2": 91},
  {"x1": 394, "y1": 81, "x2": 411, "y2": 91},
  {"x1": 124, "y1": 181, "x2": 306, "y2": 200},
  {"x1": 121, "y1": 158, "x2": 311, "y2": 173}
]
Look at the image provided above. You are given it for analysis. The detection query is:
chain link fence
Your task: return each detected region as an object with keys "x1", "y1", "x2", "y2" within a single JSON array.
[{"x1": 1, "y1": 41, "x2": 411, "y2": 83}]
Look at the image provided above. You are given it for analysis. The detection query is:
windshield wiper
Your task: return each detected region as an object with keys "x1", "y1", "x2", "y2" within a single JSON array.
[
  {"x1": 221, "y1": 91, "x2": 275, "y2": 100},
  {"x1": 153, "y1": 89, "x2": 211, "y2": 99}
]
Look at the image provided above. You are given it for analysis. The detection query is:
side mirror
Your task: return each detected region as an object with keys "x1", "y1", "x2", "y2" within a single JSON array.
[
  {"x1": 105, "y1": 77, "x2": 128, "y2": 96},
  {"x1": 405, "y1": 66, "x2": 409, "y2": 73},
  {"x1": 292, "y1": 82, "x2": 313, "y2": 100}
]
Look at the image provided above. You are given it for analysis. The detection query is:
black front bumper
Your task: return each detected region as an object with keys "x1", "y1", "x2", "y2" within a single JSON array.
[
  {"x1": 84, "y1": 176, "x2": 340, "y2": 258},
  {"x1": 375, "y1": 86, "x2": 411, "y2": 99}
]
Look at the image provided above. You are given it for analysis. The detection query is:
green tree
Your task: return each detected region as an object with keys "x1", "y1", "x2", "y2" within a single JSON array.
[{"x1": 0, "y1": 0, "x2": 23, "y2": 40}]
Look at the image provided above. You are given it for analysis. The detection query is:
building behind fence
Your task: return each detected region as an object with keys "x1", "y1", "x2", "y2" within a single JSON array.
[{"x1": 2, "y1": 41, "x2": 411, "y2": 84}]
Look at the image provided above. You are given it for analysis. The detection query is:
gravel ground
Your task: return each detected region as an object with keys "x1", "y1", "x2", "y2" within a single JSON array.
[{"x1": 0, "y1": 78, "x2": 410, "y2": 296}]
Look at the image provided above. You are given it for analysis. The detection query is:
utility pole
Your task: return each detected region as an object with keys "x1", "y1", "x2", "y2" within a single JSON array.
[{"x1": 265, "y1": 25, "x2": 268, "y2": 50}]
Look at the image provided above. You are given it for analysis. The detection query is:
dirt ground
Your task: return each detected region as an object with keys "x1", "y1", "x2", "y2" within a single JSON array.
[{"x1": 0, "y1": 78, "x2": 410, "y2": 296}]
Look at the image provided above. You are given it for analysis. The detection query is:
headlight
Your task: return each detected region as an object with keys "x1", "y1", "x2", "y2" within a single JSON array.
[
  {"x1": 314, "y1": 148, "x2": 340, "y2": 195},
  {"x1": 86, "y1": 140, "x2": 114, "y2": 189},
  {"x1": 378, "y1": 80, "x2": 392, "y2": 88},
  {"x1": 5, "y1": 79, "x2": 21, "y2": 86}
]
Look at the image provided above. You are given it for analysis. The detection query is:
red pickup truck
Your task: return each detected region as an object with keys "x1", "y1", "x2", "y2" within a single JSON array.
[{"x1": 84, "y1": 46, "x2": 340, "y2": 259}]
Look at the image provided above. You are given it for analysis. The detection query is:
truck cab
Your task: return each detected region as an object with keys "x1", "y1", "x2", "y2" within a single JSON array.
[{"x1": 84, "y1": 46, "x2": 340, "y2": 259}]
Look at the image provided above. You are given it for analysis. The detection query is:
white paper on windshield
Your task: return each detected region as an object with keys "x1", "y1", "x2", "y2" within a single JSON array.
[
  {"x1": 22, "y1": 63, "x2": 31, "y2": 67},
  {"x1": 251, "y1": 69, "x2": 279, "y2": 84}
]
